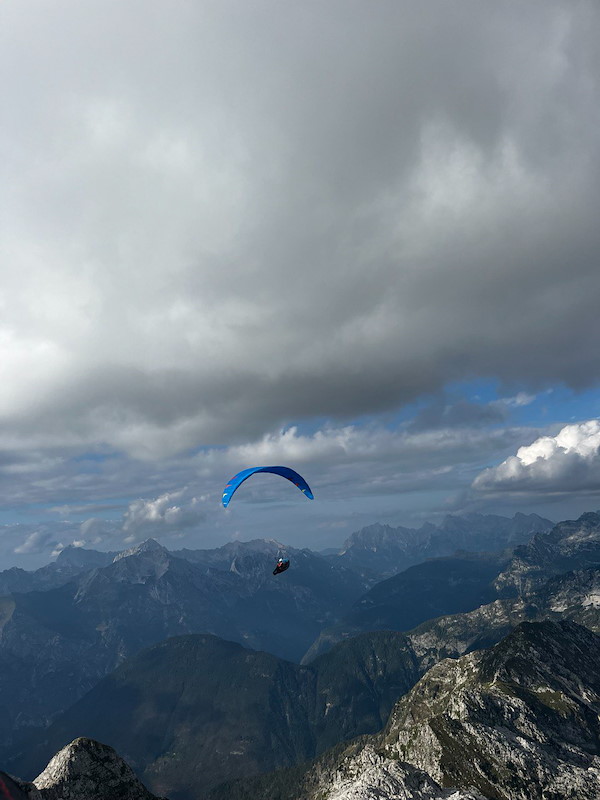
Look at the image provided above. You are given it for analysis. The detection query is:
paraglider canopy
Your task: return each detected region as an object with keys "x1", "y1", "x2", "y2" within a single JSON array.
[{"x1": 222, "y1": 465, "x2": 314, "y2": 508}]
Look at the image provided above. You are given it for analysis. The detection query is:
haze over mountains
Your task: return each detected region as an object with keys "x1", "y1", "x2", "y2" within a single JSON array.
[
  {"x1": 6, "y1": 511, "x2": 600, "y2": 799},
  {"x1": 305, "y1": 512, "x2": 600, "y2": 661},
  {"x1": 334, "y1": 512, "x2": 552, "y2": 583},
  {"x1": 0, "y1": 538, "x2": 362, "y2": 753}
]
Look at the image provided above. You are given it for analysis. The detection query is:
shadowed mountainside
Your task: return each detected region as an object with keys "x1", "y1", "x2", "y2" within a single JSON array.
[
  {"x1": 9, "y1": 630, "x2": 421, "y2": 799},
  {"x1": 0, "y1": 538, "x2": 364, "y2": 755}
]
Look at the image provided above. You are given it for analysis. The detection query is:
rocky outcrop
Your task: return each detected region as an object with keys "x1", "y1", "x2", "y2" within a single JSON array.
[
  {"x1": 409, "y1": 564, "x2": 600, "y2": 674},
  {"x1": 310, "y1": 744, "x2": 484, "y2": 800},
  {"x1": 2, "y1": 739, "x2": 163, "y2": 800},
  {"x1": 384, "y1": 621, "x2": 600, "y2": 798},
  {"x1": 33, "y1": 738, "x2": 163, "y2": 800}
]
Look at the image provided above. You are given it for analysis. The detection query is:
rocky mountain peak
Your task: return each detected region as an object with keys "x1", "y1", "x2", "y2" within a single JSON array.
[
  {"x1": 478, "y1": 618, "x2": 600, "y2": 698},
  {"x1": 112, "y1": 539, "x2": 168, "y2": 562},
  {"x1": 380, "y1": 620, "x2": 600, "y2": 798},
  {"x1": 33, "y1": 738, "x2": 163, "y2": 800},
  {"x1": 340, "y1": 523, "x2": 409, "y2": 552},
  {"x1": 315, "y1": 744, "x2": 484, "y2": 800}
]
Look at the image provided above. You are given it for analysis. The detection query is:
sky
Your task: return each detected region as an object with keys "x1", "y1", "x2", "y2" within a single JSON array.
[{"x1": 2, "y1": 0, "x2": 600, "y2": 568}]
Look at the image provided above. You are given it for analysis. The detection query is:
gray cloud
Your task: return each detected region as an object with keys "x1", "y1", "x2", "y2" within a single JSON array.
[{"x1": 0, "y1": 1, "x2": 599, "y2": 458}]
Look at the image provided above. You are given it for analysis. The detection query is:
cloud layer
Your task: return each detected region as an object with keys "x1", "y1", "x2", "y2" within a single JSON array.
[{"x1": 1, "y1": 1, "x2": 600, "y2": 459}]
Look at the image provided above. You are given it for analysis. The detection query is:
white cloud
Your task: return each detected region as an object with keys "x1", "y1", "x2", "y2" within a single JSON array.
[
  {"x1": 473, "y1": 420, "x2": 600, "y2": 495},
  {"x1": 496, "y1": 392, "x2": 537, "y2": 409},
  {"x1": 121, "y1": 489, "x2": 209, "y2": 539}
]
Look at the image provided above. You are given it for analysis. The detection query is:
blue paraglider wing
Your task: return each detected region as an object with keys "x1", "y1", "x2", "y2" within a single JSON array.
[{"x1": 222, "y1": 466, "x2": 314, "y2": 508}]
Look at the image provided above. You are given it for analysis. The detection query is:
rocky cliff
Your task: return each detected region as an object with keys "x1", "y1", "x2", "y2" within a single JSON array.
[{"x1": 2, "y1": 738, "x2": 163, "y2": 800}]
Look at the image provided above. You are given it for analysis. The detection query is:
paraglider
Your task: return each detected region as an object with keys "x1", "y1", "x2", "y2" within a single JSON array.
[
  {"x1": 222, "y1": 465, "x2": 313, "y2": 578},
  {"x1": 221, "y1": 465, "x2": 314, "y2": 508},
  {"x1": 273, "y1": 557, "x2": 290, "y2": 576}
]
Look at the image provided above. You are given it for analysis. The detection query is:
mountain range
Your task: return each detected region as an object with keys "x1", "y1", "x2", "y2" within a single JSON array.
[
  {"x1": 0, "y1": 538, "x2": 363, "y2": 755},
  {"x1": 12, "y1": 616, "x2": 600, "y2": 799},
  {"x1": 8, "y1": 629, "x2": 423, "y2": 798},
  {"x1": 331, "y1": 512, "x2": 552, "y2": 582},
  {"x1": 304, "y1": 511, "x2": 600, "y2": 661},
  {"x1": 0, "y1": 545, "x2": 117, "y2": 596},
  {"x1": 10, "y1": 512, "x2": 600, "y2": 798},
  {"x1": 214, "y1": 620, "x2": 600, "y2": 800},
  {"x1": 0, "y1": 512, "x2": 550, "y2": 755},
  {"x1": 5, "y1": 511, "x2": 600, "y2": 799}
]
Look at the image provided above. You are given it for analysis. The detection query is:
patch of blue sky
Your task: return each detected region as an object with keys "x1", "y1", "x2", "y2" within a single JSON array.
[
  {"x1": 463, "y1": 378, "x2": 600, "y2": 428},
  {"x1": 509, "y1": 384, "x2": 600, "y2": 427},
  {"x1": 383, "y1": 378, "x2": 600, "y2": 431},
  {"x1": 372, "y1": 378, "x2": 506, "y2": 430}
]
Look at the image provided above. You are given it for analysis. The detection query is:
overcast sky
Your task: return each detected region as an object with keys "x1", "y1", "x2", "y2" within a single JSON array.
[{"x1": 2, "y1": 0, "x2": 600, "y2": 567}]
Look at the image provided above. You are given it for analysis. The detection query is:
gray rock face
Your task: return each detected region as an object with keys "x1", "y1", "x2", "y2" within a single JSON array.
[
  {"x1": 310, "y1": 744, "x2": 483, "y2": 800},
  {"x1": 408, "y1": 564, "x2": 600, "y2": 677},
  {"x1": 33, "y1": 738, "x2": 163, "y2": 800},
  {"x1": 385, "y1": 621, "x2": 600, "y2": 799},
  {"x1": 299, "y1": 621, "x2": 600, "y2": 800},
  {"x1": 495, "y1": 511, "x2": 600, "y2": 595}
]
